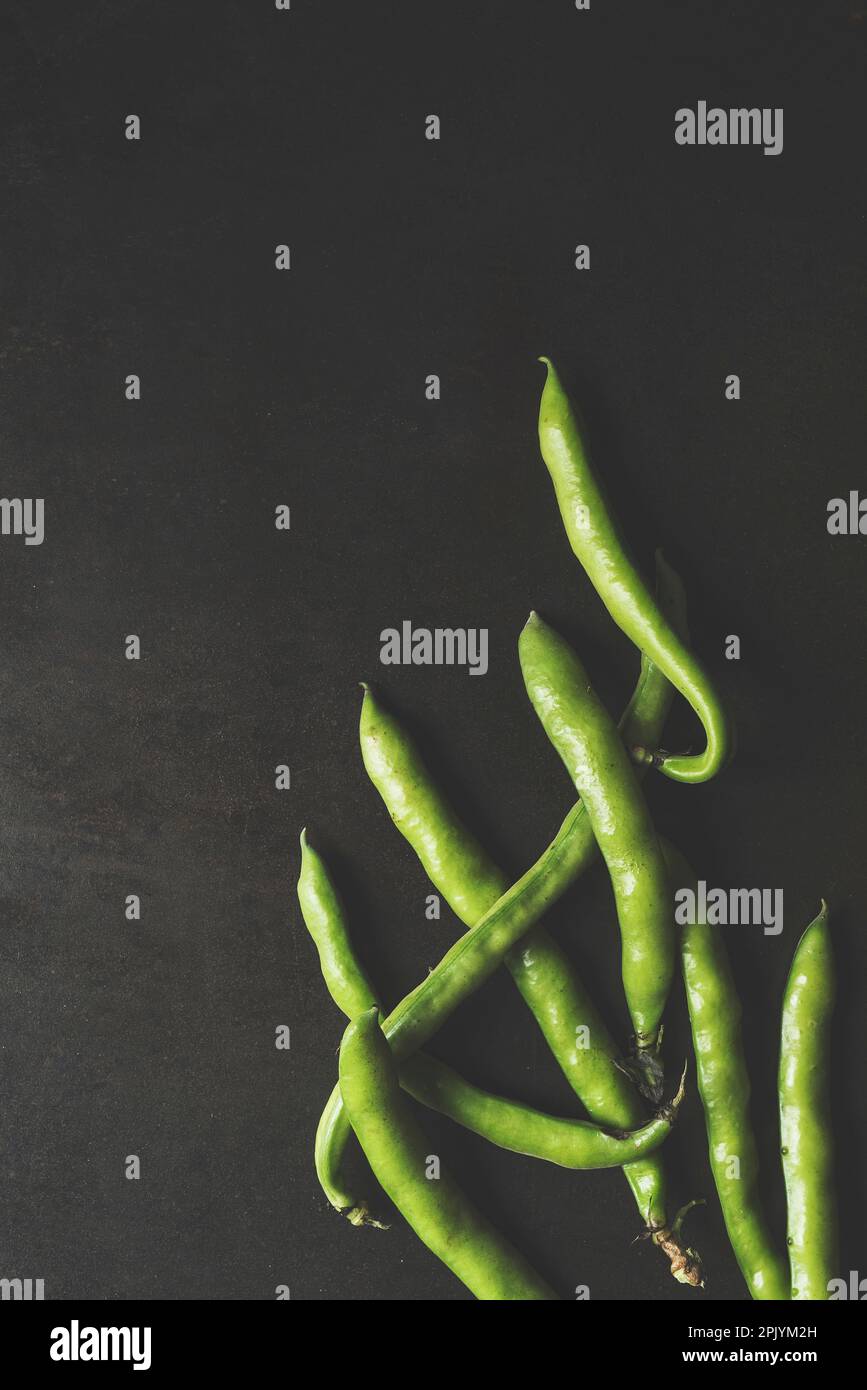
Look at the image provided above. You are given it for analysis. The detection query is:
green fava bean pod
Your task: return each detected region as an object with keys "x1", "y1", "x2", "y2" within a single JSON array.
[
  {"x1": 536, "y1": 357, "x2": 733, "y2": 785},
  {"x1": 401, "y1": 1053, "x2": 686, "y2": 1170},
  {"x1": 664, "y1": 839, "x2": 789, "y2": 1301},
  {"x1": 339, "y1": 1010, "x2": 560, "y2": 1300},
  {"x1": 297, "y1": 831, "x2": 384, "y2": 1221},
  {"x1": 519, "y1": 613, "x2": 674, "y2": 1074},
  {"x1": 780, "y1": 902, "x2": 837, "y2": 1301}
]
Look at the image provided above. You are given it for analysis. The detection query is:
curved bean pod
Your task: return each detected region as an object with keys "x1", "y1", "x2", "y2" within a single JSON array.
[
  {"x1": 401, "y1": 1052, "x2": 685, "y2": 1169},
  {"x1": 519, "y1": 612, "x2": 674, "y2": 1070},
  {"x1": 314, "y1": 1087, "x2": 365, "y2": 1221},
  {"x1": 339, "y1": 1010, "x2": 559, "y2": 1300},
  {"x1": 298, "y1": 831, "x2": 391, "y2": 1221},
  {"x1": 664, "y1": 838, "x2": 789, "y2": 1301},
  {"x1": 780, "y1": 901, "x2": 836, "y2": 1301},
  {"x1": 537, "y1": 356, "x2": 733, "y2": 784}
]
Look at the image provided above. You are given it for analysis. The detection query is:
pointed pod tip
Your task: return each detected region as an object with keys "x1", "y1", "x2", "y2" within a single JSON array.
[
  {"x1": 794, "y1": 900, "x2": 831, "y2": 957},
  {"x1": 351, "y1": 1005, "x2": 381, "y2": 1037}
]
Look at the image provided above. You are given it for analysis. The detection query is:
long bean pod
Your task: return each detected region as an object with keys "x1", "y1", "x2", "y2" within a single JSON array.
[
  {"x1": 779, "y1": 901, "x2": 836, "y2": 1301},
  {"x1": 664, "y1": 838, "x2": 789, "y2": 1301},
  {"x1": 537, "y1": 356, "x2": 733, "y2": 784},
  {"x1": 401, "y1": 1052, "x2": 685, "y2": 1169},
  {"x1": 519, "y1": 612, "x2": 674, "y2": 1079}
]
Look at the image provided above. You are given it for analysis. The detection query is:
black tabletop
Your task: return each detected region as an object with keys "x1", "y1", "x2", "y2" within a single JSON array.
[{"x1": 0, "y1": 0, "x2": 864, "y2": 1301}]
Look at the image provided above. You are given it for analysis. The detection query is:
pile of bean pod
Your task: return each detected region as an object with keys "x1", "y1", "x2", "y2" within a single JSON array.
[{"x1": 297, "y1": 358, "x2": 836, "y2": 1302}]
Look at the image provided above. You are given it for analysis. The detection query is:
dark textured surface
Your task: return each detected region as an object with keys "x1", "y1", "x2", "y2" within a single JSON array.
[{"x1": 0, "y1": 1, "x2": 864, "y2": 1301}]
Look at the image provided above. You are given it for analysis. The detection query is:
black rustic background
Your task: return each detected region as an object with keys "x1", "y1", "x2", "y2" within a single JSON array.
[{"x1": 0, "y1": 0, "x2": 864, "y2": 1302}]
